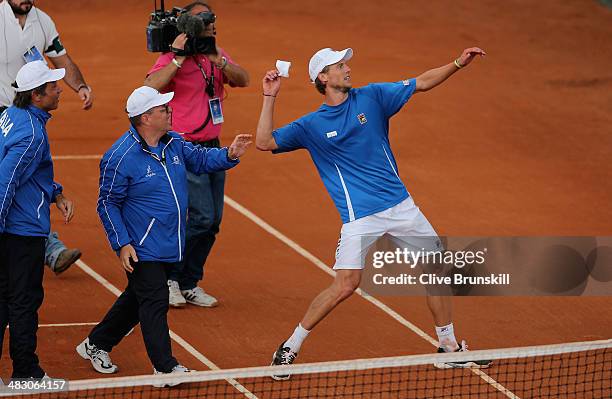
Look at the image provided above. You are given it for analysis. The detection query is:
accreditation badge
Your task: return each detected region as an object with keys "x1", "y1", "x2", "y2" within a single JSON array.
[
  {"x1": 23, "y1": 46, "x2": 44, "y2": 63},
  {"x1": 209, "y1": 97, "x2": 224, "y2": 125}
]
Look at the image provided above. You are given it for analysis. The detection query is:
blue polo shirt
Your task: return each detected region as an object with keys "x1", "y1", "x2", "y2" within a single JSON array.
[{"x1": 272, "y1": 78, "x2": 417, "y2": 224}]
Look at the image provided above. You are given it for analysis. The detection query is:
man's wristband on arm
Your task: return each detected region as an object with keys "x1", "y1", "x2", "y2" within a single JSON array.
[
  {"x1": 76, "y1": 84, "x2": 91, "y2": 92},
  {"x1": 453, "y1": 59, "x2": 463, "y2": 69},
  {"x1": 263, "y1": 94, "x2": 276, "y2": 97},
  {"x1": 172, "y1": 58, "x2": 183, "y2": 68}
]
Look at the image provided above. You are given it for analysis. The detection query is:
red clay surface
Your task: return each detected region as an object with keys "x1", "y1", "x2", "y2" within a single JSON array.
[{"x1": 1, "y1": 0, "x2": 611, "y2": 396}]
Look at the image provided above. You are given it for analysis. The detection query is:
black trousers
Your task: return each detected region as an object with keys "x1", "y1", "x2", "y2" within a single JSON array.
[
  {"x1": 0, "y1": 233, "x2": 46, "y2": 378},
  {"x1": 88, "y1": 261, "x2": 178, "y2": 372}
]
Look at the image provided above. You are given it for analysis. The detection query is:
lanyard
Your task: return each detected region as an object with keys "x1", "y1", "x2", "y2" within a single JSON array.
[{"x1": 194, "y1": 57, "x2": 215, "y2": 98}]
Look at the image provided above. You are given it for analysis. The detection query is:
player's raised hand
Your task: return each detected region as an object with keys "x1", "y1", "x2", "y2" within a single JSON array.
[
  {"x1": 228, "y1": 134, "x2": 253, "y2": 159},
  {"x1": 456, "y1": 47, "x2": 486, "y2": 68},
  {"x1": 263, "y1": 69, "x2": 282, "y2": 97}
]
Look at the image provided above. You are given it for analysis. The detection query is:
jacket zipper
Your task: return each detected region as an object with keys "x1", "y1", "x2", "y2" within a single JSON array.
[
  {"x1": 138, "y1": 136, "x2": 182, "y2": 261},
  {"x1": 36, "y1": 191, "x2": 44, "y2": 219},
  {"x1": 139, "y1": 218, "x2": 156, "y2": 245}
]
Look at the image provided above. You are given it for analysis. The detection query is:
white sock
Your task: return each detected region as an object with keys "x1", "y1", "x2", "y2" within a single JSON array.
[
  {"x1": 284, "y1": 324, "x2": 310, "y2": 353},
  {"x1": 435, "y1": 323, "x2": 458, "y2": 352}
]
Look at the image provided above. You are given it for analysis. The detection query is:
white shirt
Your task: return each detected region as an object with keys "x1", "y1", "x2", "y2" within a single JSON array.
[{"x1": 0, "y1": 1, "x2": 66, "y2": 107}]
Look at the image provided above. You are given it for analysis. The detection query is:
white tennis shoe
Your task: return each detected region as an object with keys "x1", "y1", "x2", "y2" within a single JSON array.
[
  {"x1": 76, "y1": 338, "x2": 118, "y2": 374},
  {"x1": 152, "y1": 364, "x2": 190, "y2": 387},
  {"x1": 181, "y1": 287, "x2": 218, "y2": 307},
  {"x1": 168, "y1": 280, "x2": 186, "y2": 308}
]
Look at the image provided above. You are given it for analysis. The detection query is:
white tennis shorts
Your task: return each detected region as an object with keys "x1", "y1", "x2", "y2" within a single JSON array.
[{"x1": 333, "y1": 196, "x2": 441, "y2": 270}]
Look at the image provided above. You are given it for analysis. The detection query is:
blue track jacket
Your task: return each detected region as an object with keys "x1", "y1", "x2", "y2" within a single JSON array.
[
  {"x1": 97, "y1": 127, "x2": 239, "y2": 262},
  {"x1": 0, "y1": 106, "x2": 62, "y2": 237}
]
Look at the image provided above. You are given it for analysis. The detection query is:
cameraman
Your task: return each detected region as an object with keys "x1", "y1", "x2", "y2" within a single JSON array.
[{"x1": 145, "y1": 1, "x2": 249, "y2": 308}]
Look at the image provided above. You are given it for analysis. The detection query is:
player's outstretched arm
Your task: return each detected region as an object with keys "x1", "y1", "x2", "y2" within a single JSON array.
[
  {"x1": 256, "y1": 70, "x2": 281, "y2": 151},
  {"x1": 415, "y1": 47, "x2": 486, "y2": 93}
]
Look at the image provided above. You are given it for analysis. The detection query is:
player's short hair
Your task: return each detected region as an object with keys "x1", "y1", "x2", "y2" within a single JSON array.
[
  {"x1": 314, "y1": 66, "x2": 330, "y2": 95},
  {"x1": 128, "y1": 108, "x2": 157, "y2": 127},
  {"x1": 129, "y1": 114, "x2": 144, "y2": 127},
  {"x1": 13, "y1": 83, "x2": 48, "y2": 109}
]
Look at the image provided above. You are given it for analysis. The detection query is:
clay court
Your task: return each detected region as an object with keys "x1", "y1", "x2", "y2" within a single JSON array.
[{"x1": 1, "y1": 0, "x2": 611, "y2": 397}]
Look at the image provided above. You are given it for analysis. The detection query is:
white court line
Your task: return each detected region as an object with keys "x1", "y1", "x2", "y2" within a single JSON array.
[
  {"x1": 224, "y1": 195, "x2": 518, "y2": 399},
  {"x1": 39, "y1": 322, "x2": 98, "y2": 328},
  {"x1": 74, "y1": 259, "x2": 258, "y2": 399},
  {"x1": 53, "y1": 155, "x2": 101, "y2": 160},
  {"x1": 5, "y1": 322, "x2": 98, "y2": 329},
  {"x1": 54, "y1": 155, "x2": 515, "y2": 398}
]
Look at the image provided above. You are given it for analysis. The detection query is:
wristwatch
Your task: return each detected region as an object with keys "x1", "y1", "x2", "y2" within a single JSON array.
[{"x1": 217, "y1": 56, "x2": 228, "y2": 70}]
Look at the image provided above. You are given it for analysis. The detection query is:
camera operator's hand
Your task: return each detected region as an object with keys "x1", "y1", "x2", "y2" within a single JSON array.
[
  {"x1": 207, "y1": 46, "x2": 222, "y2": 65},
  {"x1": 172, "y1": 34, "x2": 188, "y2": 62},
  {"x1": 263, "y1": 70, "x2": 282, "y2": 97}
]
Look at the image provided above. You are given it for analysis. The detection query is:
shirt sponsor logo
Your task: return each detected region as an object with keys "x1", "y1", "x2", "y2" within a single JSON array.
[
  {"x1": 402, "y1": 79, "x2": 411, "y2": 86},
  {"x1": 145, "y1": 165, "x2": 156, "y2": 178},
  {"x1": 172, "y1": 155, "x2": 180, "y2": 165},
  {"x1": 326, "y1": 130, "x2": 338, "y2": 138},
  {"x1": 357, "y1": 113, "x2": 367, "y2": 125}
]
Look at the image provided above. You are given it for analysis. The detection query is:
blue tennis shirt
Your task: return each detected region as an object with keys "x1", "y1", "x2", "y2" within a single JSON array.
[{"x1": 272, "y1": 78, "x2": 417, "y2": 224}]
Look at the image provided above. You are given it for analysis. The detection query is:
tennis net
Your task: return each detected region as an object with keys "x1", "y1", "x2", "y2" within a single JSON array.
[{"x1": 3, "y1": 338, "x2": 610, "y2": 399}]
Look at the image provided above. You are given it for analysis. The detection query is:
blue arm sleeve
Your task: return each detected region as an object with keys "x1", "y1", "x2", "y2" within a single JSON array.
[
  {"x1": 0, "y1": 129, "x2": 44, "y2": 233},
  {"x1": 97, "y1": 152, "x2": 132, "y2": 251},
  {"x1": 181, "y1": 140, "x2": 239, "y2": 175},
  {"x1": 51, "y1": 181, "x2": 63, "y2": 202},
  {"x1": 362, "y1": 79, "x2": 417, "y2": 118},
  {"x1": 271, "y1": 119, "x2": 307, "y2": 154}
]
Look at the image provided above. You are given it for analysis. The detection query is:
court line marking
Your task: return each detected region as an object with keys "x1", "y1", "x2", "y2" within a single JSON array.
[
  {"x1": 39, "y1": 323, "x2": 98, "y2": 328},
  {"x1": 74, "y1": 259, "x2": 258, "y2": 399},
  {"x1": 53, "y1": 155, "x2": 101, "y2": 160},
  {"x1": 52, "y1": 154, "x2": 515, "y2": 398},
  {"x1": 224, "y1": 196, "x2": 518, "y2": 399}
]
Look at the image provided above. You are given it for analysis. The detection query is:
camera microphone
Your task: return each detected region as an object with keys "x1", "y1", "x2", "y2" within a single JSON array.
[{"x1": 177, "y1": 14, "x2": 205, "y2": 38}]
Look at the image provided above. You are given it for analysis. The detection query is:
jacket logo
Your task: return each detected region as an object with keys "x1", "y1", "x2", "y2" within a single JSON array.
[
  {"x1": 0, "y1": 112, "x2": 14, "y2": 137},
  {"x1": 145, "y1": 165, "x2": 156, "y2": 178},
  {"x1": 326, "y1": 131, "x2": 338, "y2": 138},
  {"x1": 172, "y1": 155, "x2": 181, "y2": 165},
  {"x1": 357, "y1": 113, "x2": 367, "y2": 125}
]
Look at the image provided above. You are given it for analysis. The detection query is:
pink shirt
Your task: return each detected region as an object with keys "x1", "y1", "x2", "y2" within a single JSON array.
[{"x1": 148, "y1": 49, "x2": 233, "y2": 142}]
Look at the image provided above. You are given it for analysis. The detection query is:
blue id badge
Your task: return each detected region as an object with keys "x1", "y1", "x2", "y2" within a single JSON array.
[
  {"x1": 23, "y1": 46, "x2": 44, "y2": 63},
  {"x1": 209, "y1": 97, "x2": 224, "y2": 125}
]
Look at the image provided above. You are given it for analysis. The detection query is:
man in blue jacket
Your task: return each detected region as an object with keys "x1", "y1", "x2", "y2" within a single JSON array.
[
  {"x1": 76, "y1": 86, "x2": 251, "y2": 380},
  {"x1": 0, "y1": 60, "x2": 74, "y2": 379}
]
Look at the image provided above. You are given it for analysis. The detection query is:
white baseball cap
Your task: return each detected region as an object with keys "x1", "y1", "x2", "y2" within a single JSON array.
[
  {"x1": 15, "y1": 61, "x2": 65, "y2": 92},
  {"x1": 308, "y1": 48, "x2": 353, "y2": 82},
  {"x1": 126, "y1": 86, "x2": 174, "y2": 117}
]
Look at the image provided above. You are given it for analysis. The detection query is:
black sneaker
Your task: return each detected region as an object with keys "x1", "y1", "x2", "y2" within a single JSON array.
[
  {"x1": 434, "y1": 340, "x2": 492, "y2": 369},
  {"x1": 270, "y1": 342, "x2": 297, "y2": 381}
]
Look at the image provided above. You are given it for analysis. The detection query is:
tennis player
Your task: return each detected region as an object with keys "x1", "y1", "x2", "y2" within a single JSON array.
[{"x1": 256, "y1": 47, "x2": 491, "y2": 379}]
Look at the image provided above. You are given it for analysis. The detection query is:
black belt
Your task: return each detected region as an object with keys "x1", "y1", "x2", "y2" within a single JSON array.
[{"x1": 190, "y1": 137, "x2": 220, "y2": 148}]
